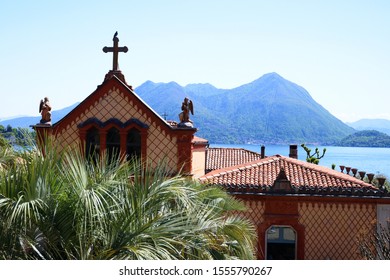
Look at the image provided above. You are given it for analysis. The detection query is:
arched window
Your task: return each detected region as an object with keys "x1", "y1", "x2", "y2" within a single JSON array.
[
  {"x1": 106, "y1": 127, "x2": 120, "y2": 161},
  {"x1": 79, "y1": 118, "x2": 148, "y2": 163},
  {"x1": 127, "y1": 128, "x2": 141, "y2": 161},
  {"x1": 266, "y1": 225, "x2": 296, "y2": 260},
  {"x1": 86, "y1": 127, "x2": 100, "y2": 162}
]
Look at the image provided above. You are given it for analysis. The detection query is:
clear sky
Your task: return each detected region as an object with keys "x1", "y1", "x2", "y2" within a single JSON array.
[{"x1": 1, "y1": 0, "x2": 389, "y2": 122}]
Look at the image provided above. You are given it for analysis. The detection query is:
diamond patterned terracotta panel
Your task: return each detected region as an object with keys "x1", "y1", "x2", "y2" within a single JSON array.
[
  {"x1": 299, "y1": 202, "x2": 376, "y2": 259},
  {"x1": 147, "y1": 125, "x2": 177, "y2": 171},
  {"x1": 236, "y1": 200, "x2": 265, "y2": 225}
]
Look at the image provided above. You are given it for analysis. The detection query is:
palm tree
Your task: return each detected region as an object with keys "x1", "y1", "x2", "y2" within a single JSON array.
[
  {"x1": 0, "y1": 141, "x2": 256, "y2": 260},
  {"x1": 358, "y1": 222, "x2": 390, "y2": 260}
]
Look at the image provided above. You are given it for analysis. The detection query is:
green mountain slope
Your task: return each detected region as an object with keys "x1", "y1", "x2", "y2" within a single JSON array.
[{"x1": 136, "y1": 73, "x2": 355, "y2": 144}]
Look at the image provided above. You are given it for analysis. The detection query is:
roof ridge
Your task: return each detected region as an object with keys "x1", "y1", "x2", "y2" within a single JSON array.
[
  {"x1": 207, "y1": 147, "x2": 263, "y2": 157},
  {"x1": 202, "y1": 155, "x2": 281, "y2": 179},
  {"x1": 277, "y1": 155, "x2": 374, "y2": 188},
  {"x1": 208, "y1": 147, "x2": 259, "y2": 152}
]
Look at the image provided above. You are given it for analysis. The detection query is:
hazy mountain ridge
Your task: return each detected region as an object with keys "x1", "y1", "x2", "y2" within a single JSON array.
[
  {"x1": 0, "y1": 103, "x2": 79, "y2": 129},
  {"x1": 347, "y1": 119, "x2": 390, "y2": 136}
]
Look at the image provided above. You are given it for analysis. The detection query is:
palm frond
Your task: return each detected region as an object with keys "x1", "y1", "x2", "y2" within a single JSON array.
[{"x1": 0, "y1": 142, "x2": 256, "y2": 260}]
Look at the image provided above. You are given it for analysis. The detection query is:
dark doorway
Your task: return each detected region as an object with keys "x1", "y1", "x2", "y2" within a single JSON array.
[{"x1": 266, "y1": 226, "x2": 296, "y2": 260}]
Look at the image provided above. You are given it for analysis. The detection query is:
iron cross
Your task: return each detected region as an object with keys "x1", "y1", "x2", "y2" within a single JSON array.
[{"x1": 103, "y1": 32, "x2": 128, "y2": 71}]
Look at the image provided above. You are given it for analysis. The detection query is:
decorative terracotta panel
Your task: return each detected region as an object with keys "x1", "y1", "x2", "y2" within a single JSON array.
[
  {"x1": 234, "y1": 199, "x2": 266, "y2": 225},
  {"x1": 298, "y1": 201, "x2": 376, "y2": 259}
]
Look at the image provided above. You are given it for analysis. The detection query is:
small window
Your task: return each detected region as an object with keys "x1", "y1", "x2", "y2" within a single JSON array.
[{"x1": 266, "y1": 225, "x2": 296, "y2": 260}]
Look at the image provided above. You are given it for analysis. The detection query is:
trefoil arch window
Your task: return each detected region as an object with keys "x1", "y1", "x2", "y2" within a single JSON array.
[{"x1": 78, "y1": 118, "x2": 148, "y2": 162}]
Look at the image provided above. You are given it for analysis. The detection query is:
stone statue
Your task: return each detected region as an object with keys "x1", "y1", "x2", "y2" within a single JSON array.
[
  {"x1": 178, "y1": 97, "x2": 194, "y2": 128},
  {"x1": 39, "y1": 97, "x2": 52, "y2": 124}
]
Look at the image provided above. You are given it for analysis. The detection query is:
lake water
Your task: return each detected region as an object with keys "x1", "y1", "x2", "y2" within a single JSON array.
[{"x1": 210, "y1": 143, "x2": 390, "y2": 178}]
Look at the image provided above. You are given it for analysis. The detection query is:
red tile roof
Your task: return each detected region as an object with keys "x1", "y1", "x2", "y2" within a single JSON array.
[
  {"x1": 192, "y1": 135, "x2": 209, "y2": 144},
  {"x1": 200, "y1": 154, "x2": 381, "y2": 196},
  {"x1": 206, "y1": 147, "x2": 263, "y2": 173}
]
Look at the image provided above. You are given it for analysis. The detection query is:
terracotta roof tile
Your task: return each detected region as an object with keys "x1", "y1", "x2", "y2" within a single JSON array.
[
  {"x1": 200, "y1": 153, "x2": 382, "y2": 196},
  {"x1": 192, "y1": 135, "x2": 209, "y2": 144},
  {"x1": 205, "y1": 147, "x2": 263, "y2": 173}
]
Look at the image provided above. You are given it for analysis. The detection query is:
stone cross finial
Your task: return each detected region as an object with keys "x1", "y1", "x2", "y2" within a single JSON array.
[{"x1": 103, "y1": 32, "x2": 128, "y2": 71}]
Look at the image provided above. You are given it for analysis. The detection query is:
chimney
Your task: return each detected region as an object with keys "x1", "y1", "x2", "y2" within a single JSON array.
[
  {"x1": 261, "y1": 145, "x2": 265, "y2": 159},
  {"x1": 289, "y1": 144, "x2": 298, "y2": 159}
]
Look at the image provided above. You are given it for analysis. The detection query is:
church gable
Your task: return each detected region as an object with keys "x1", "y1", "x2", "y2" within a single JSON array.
[
  {"x1": 54, "y1": 76, "x2": 169, "y2": 133},
  {"x1": 52, "y1": 76, "x2": 184, "y2": 172}
]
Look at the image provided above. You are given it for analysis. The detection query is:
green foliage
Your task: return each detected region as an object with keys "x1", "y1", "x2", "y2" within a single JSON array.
[
  {"x1": 301, "y1": 144, "x2": 326, "y2": 165},
  {"x1": 338, "y1": 130, "x2": 390, "y2": 147},
  {"x1": 0, "y1": 125, "x2": 35, "y2": 147},
  {"x1": 0, "y1": 142, "x2": 256, "y2": 260},
  {"x1": 0, "y1": 134, "x2": 11, "y2": 149}
]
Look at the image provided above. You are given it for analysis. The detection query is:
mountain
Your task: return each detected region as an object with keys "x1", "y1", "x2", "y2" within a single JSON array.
[
  {"x1": 338, "y1": 130, "x2": 390, "y2": 147},
  {"x1": 346, "y1": 119, "x2": 390, "y2": 136},
  {"x1": 1, "y1": 73, "x2": 355, "y2": 144},
  {"x1": 136, "y1": 73, "x2": 355, "y2": 144},
  {"x1": 0, "y1": 102, "x2": 79, "y2": 129}
]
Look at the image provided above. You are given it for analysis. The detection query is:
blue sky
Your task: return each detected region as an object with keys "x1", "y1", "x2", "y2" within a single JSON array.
[{"x1": 1, "y1": 0, "x2": 389, "y2": 122}]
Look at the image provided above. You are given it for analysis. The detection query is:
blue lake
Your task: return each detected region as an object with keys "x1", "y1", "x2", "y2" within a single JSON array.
[{"x1": 210, "y1": 144, "x2": 390, "y2": 178}]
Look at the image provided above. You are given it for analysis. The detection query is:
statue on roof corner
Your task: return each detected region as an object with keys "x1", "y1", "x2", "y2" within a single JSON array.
[
  {"x1": 39, "y1": 97, "x2": 52, "y2": 124},
  {"x1": 178, "y1": 97, "x2": 194, "y2": 128}
]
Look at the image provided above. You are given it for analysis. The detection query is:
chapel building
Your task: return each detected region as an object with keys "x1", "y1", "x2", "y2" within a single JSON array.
[
  {"x1": 33, "y1": 33, "x2": 208, "y2": 178},
  {"x1": 32, "y1": 34, "x2": 390, "y2": 260}
]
